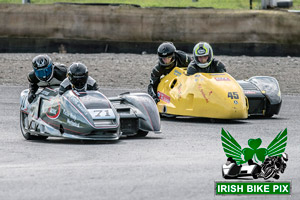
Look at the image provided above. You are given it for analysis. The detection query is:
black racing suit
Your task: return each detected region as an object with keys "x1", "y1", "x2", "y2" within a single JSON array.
[
  {"x1": 148, "y1": 50, "x2": 192, "y2": 102},
  {"x1": 59, "y1": 76, "x2": 98, "y2": 95},
  {"x1": 27, "y1": 64, "x2": 67, "y2": 103},
  {"x1": 187, "y1": 59, "x2": 226, "y2": 75}
]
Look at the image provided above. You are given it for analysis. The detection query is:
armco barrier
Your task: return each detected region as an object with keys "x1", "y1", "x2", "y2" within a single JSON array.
[{"x1": 0, "y1": 4, "x2": 299, "y2": 55}]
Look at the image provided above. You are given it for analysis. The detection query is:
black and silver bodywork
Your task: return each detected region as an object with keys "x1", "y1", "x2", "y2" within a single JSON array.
[
  {"x1": 20, "y1": 88, "x2": 161, "y2": 140},
  {"x1": 237, "y1": 76, "x2": 282, "y2": 117}
]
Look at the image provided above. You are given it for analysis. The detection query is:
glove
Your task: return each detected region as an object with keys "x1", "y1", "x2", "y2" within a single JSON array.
[
  {"x1": 154, "y1": 97, "x2": 160, "y2": 104},
  {"x1": 28, "y1": 92, "x2": 36, "y2": 103}
]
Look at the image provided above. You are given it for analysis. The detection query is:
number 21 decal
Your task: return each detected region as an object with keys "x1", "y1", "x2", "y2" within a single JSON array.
[{"x1": 228, "y1": 92, "x2": 239, "y2": 99}]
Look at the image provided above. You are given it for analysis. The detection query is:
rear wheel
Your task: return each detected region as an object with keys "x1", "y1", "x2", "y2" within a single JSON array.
[{"x1": 20, "y1": 111, "x2": 48, "y2": 140}]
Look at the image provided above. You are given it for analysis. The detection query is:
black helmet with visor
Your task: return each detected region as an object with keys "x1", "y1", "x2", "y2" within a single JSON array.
[
  {"x1": 157, "y1": 42, "x2": 176, "y2": 67},
  {"x1": 67, "y1": 63, "x2": 89, "y2": 90}
]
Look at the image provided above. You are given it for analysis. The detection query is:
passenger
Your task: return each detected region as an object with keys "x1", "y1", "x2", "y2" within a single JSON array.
[
  {"x1": 27, "y1": 55, "x2": 67, "y2": 103},
  {"x1": 59, "y1": 62, "x2": 98, "y2": 95},
  {"x1": 148, "y1": 42, "x2": 192, "y2": 103},
  {"x1": 187, "y1": 42, "x2": 226, "y2": 75}
]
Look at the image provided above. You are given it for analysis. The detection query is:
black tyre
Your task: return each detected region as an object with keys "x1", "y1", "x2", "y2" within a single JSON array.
[
  {"x1": 20, "y1": 111, "x2": 48, "y2": 140},
  {"x1": 264, "y1": 101, "x2": 274, "y2": 118},
  {"x1": 273, "y1": 174, "x2": 280, "y2": 179},
  {"x1": 263, "y1": 168, "x2": 275, "y2": 180}
]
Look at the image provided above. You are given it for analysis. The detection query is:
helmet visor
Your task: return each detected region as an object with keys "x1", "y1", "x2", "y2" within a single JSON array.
[
  {"x1": 34, "y1": 64, "x2": 52, "y2": 81},
  {"x1": 70, "y1": 75, "x2": 88, "y2": 90},
  {"x1": 160, "y1": 55, "x2": 173, "y2": 64},
  {"x1": 158, "y1": 54, "x2": 175, "y2": 67}
]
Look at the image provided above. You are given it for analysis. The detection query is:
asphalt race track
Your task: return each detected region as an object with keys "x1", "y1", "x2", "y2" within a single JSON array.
[{"x1": 0, "y1": 86, "x2": 299, "y2": 200}]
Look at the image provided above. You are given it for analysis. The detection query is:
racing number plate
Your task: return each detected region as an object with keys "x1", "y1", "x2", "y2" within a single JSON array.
[{"x1": 88, "y1": 109, "x2": 115, "y2": 119}]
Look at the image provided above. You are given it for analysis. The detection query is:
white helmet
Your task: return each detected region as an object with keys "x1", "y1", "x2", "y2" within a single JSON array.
[{"x1": 193, "y1": 42, "x2": 213, "y2": 68}]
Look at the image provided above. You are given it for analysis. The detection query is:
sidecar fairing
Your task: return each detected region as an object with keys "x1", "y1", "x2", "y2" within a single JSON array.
[
  {"x1": 237, "y1": 76, "x2": 282, "y2": 117},
  {"x1": 20, "y1": 88, "x2": 161, "y2": 140},
  {"x1": 20, "y1": 88, "x2": 121, "y2": 140},
  {"x1": 156, "y1": 67, "x2": 248, "y2": 119},
  {"x1": 109, "y1": 92, "x2": 161, "y2": 137}
]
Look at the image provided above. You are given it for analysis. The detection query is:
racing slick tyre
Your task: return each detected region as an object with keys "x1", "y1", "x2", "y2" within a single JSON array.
[
  {"x1": 20, "y1": 112, "x2": 48, "y2": 140},
  {"x1": 264, "y1": 102, "x2": 274, "y2": 118}
]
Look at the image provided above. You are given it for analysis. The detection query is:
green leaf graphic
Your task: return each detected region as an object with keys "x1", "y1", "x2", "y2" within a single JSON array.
[
  {"x1": 221, "y1": 129, "x2": 245, "y2": 165},
  {"x1": 242, "y1": 138, "x2": 266, "y2": 163},
  {"x1": 242, "y1": 148, "x2": 255, "y2": 162},
  {"x1": 248, "y1": 138, "x2": 262, "y2": 150},
  {"x1": 267, "y1": 129, "x2": 288, "y2": 158},
  {"x1": 256, "y1": 148, "x2": 267, "y2": 162}
]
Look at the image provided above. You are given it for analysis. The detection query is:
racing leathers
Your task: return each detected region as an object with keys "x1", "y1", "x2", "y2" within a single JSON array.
[
  {"x1": 27, "y1": 64, "x2": 67, "y2": 103},
  {"x1": 187, "y1": 59, "x2": 226, "y2": 75},
  {"x1": 148, "y1": 50, "x2": 192, "y2": 103},
  {"x1": 59, "y1": 76, "x2": 98, "y2": 95}
]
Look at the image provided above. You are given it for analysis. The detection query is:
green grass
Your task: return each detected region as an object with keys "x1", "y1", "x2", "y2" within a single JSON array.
[{"x1": 1, "y1": 0, "x2": 300, "y2": 10}]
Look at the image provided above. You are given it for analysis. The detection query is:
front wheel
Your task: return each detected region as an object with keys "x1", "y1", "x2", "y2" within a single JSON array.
[
  {"x1": 263, "y1": 167, "x2": 275, "y2": 180},
  {"x1": 20, "y1": 111, "x2": 48, "y2": 140}
]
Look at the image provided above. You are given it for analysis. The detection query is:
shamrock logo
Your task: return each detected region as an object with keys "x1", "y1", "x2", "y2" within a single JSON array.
[{"x1": 242, "y1": 138, "x2": 267, "y2": 163}]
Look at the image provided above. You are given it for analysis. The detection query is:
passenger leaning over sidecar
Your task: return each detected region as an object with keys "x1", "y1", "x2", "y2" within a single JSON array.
[
  {"x1": 59, "y1": 62, "x2": 98, "y2": 95},
  {"x1": 27, "y1": 55, "x2": 67, "y2": 103},
  {"x1": 148, "y1": 42, "x2": 192, "y2": 103},
  {"x1": 187, "y1": 42, "x2": 226, "y2": 75}
]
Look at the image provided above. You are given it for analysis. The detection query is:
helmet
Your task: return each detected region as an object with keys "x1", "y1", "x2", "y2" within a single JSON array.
[
  {"x1": 32, "y1": 55, "x2": 53, "y2": 81},
  {"x1": 157, "y1": 42, "x2": 176, "y2": 67},
  {"x1": 67, "y1": 63, "x2": 88, "y2": 90},
  {"x1": 281, "y1": 153, "x2": 288, "y2": 162},
  {"x1": 193, "y1": 42, "x2": 213, "y2": 68}
]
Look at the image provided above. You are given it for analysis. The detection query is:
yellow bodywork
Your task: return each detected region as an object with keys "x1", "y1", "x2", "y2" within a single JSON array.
[{"x1": 156, "y1": 67, "x2": 248, "y2": 119}]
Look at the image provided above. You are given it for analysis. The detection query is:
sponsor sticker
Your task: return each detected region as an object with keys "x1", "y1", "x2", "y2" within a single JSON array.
[
  {"x1": 67, "y1": 118, "x2": 80, "y2": 128},
  {"x1": 174, "y1": 70, "x2": 182, "y2": 76},
  {"x1": 157, "y1": 91, "x2": 170, "y2": 103},
  {"x1": 244, "y1": 90, "x2": 258, "y2": 94},
  {"x1": 46, "y1": 103, "x2": 61, "y2": 119},
  {"x1": 210, "y1": 73, "x2": 225, "y2": 76},
  {"x1": 41, "y1": 90, "x2": 50, "y2": 96},
  {"x1": 215, "y1": 77, "x2": 231, "y2": 81}
]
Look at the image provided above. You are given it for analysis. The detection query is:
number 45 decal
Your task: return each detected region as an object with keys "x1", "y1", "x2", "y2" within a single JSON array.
[{"x1": 228, "y1": 92, "x2": 239, "y2": 99}]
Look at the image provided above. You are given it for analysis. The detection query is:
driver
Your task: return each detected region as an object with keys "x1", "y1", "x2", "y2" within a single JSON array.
[
  {"x1": 148, "y1": 42, "x2": 192, "y2": 103},
  {"x1": 27, "y1": 55, "x2": 67, "y2": 103},
  {"x1": 59, "y1": 62, "x2": 98, "y2": 95},
  {"x1": 187, "y1": 42, "x2": 226, "y2": 75}
]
